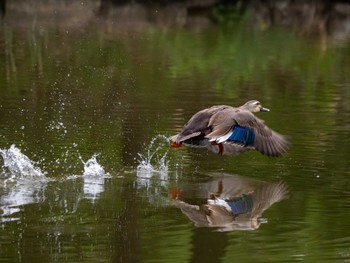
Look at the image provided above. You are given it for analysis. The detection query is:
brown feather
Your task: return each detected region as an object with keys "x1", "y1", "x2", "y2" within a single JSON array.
[{"x1": 170, "y1": 100, "x2": 289, "y2": 157}]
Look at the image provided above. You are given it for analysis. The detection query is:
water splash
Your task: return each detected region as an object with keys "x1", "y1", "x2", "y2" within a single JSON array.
[
  {"x1": 80, "y1": 154, "x2": 109, "y2": 177},
  {"x1": 136, "y1": 135, "x2": 170, "y2": 196},
  {"x1": 137, "y1": 135, "x2": 169, "y2": 173},
  {"x1": 0, "y1": 145, "x2": 46, "y2": 180},
  {"x1": 0, "y1": 145, "x2": 48, "y2": 221},
  {"x1": 48, "y1": 121, "x2": 67, "y2": 138},
  {"x1": 79, "y1": 154, "x2": 111, "y2": 202}
]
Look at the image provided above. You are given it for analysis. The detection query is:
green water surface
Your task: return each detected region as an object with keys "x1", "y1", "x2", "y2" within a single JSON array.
[{"x1": 1, "y1": 3, "x2": 350, "y2": 262}]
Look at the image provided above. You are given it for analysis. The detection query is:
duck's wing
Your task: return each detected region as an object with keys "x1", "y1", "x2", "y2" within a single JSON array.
[
  {"x1": 173, "y1": 200, "x2": 210, "y2": 227},
  {"x1": 170, "y1": 105, "x2": 230, "y2": 143},
  {"x1": 204, "y1": 204, "x2": 234, "y2": 226},
  {"x1": 206, "y1": 108, "x2": 290, "y2": 157},
  {"x1": 249, "y1": 181, "x2": 289, "y2": 218}
]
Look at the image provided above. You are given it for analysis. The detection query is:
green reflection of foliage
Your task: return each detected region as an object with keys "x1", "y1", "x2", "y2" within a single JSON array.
[
  {"x1": 1, "y1": 17, "x2": 349, "y2": 174},
  {"x1": 2, "y1": 18, "x2": 350, "y2": 172}
]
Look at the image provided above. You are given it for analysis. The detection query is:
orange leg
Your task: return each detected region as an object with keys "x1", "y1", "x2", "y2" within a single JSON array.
[
  {"x1": 170, "y1": 187, "x2": 181, "y2": 200},
  {"x1": 170, "y1": 142, "x2": 182, "y2": 148},
  {"x1": 218, "y1": 143, "x2": 224, "y2": 155}
]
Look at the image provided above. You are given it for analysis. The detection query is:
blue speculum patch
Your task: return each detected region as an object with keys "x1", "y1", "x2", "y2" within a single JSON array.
[
  {"x1": 228, "y1": 126, "x2": 255, "y2": 146},
  {"x1": 227, "y1": 195, "x2": 254, "y2": 215}
]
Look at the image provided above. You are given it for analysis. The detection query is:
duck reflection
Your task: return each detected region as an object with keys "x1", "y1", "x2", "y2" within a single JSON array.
[{"x1": 172, "y1": 174, "x2": 288, "y2": 231}]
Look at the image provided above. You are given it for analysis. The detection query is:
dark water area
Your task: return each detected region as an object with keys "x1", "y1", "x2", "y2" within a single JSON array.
[{"x1": 0, "y1": 1, "x2": 350, "y2": 262}]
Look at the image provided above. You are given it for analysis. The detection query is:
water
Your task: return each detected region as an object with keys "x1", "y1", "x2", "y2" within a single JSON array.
[
  {"x1": 81, "y1": 154, "x2": 109, "y2": 177},
  {"x1": 81, "y1": 154, "x2": 111, "y2": 202},
  {"x1": 0, "y1": 145, "x2": 48, "y2": 222},
  {"x1": 137, "y1": 135, "x2": 169, "y2": 170},
  {"x1": 0, "y1": 144, "x2": 46, "y2": 180},
  {"x1": 1, "y1": 1, "x2": 350, "y2": 262}
]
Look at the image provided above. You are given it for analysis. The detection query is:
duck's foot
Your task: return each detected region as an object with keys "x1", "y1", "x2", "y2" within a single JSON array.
[
  {"x1": 170, "y1": 142, "x2": 182, "y2": 148},
  {"x1": 170, "y1": 187, "x2": 182, "y2": 200}
]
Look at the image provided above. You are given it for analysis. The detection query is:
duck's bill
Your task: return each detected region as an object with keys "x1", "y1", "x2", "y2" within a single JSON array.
[{"x1": 260, "y1": 107, "x2": 270, "y2": 112}]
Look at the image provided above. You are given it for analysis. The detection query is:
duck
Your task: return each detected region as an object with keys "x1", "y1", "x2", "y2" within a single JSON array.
[
  {"x1": 171, "y1": 173, "x2": 289, "y2": 231},
  {"x1": 170, "y1": 100, "x2": 289, "y2": 157}
]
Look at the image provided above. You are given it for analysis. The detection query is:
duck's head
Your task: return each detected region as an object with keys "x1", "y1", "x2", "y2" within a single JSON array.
[{"x1": 242, "y1": 100, "x2": 270, "y2": 112}]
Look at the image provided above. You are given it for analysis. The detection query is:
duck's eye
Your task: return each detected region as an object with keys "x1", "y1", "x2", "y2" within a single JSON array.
[{"x1": 255, "y1": 102, "x2": 260, "y2": 106}]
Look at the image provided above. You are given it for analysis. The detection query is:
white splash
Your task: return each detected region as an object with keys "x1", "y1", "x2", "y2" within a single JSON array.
[
  {"x1": 81, "y1": 154, "x2": 108, "y2": 177},
  {"x1": 80, "y1": 154, "x2": 110, "y2": 202},
  {"x1": 137, "y1": 135, "x2": 169, "y2": 173},
  {"x1": 136, "y1": 135, "x2": 170, "y2": 193},
  {"x1": 48, "y1": 121, "x2": 67, "y2": 132},
  {"x1": 0, "y1": 144, "x2": 46, "y2": 180},
  {"x1": 0, "y1": 145, "x2": 48, "y2": 222}
]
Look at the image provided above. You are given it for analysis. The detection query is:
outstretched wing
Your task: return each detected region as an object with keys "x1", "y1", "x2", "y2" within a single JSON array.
[
  {"x1": 206, "y1": 108, "x2": 289, "y2": 157},
  {"x1": 249, "y1": 181, "x2": 289, "y2": 217}
]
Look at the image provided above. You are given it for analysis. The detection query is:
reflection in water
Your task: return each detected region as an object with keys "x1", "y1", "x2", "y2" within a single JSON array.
[
  {"x1": 0, "y1": 173, "x2": 109, "y2": 222},
  {"x1": 83, "y1": 175, "x2": 106, "y2": 202},
  {"x1": 136, "y1": 168, "x2": 168, "y2": 188},
  {"x1": 0, "y1": 145, "x2": 49, "y2": 221},
  {"x1": 0, "y1": 150, "x2": 110, "y2": 222},
  {"x1": 136, "y1": 136, "x2": 174, "y2": 206},
  {"x1": 172, "y1": 174, "x2": 288, "y2": 231},
  {"x1": 136, "y1": 166, "x2": 170, "y2": 207},
  {"x1": 0, "y1": 179, "x2": 47, "y2": 222}
]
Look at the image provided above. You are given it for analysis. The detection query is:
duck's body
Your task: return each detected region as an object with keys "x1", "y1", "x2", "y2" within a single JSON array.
[{"x1": 170, "y1": 100, "x2": 289, "y2": 157}]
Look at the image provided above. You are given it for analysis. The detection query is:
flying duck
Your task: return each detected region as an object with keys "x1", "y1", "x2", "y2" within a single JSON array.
[{"x1": 170, "y1": 100, "x2": 289, "y2": 157}]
